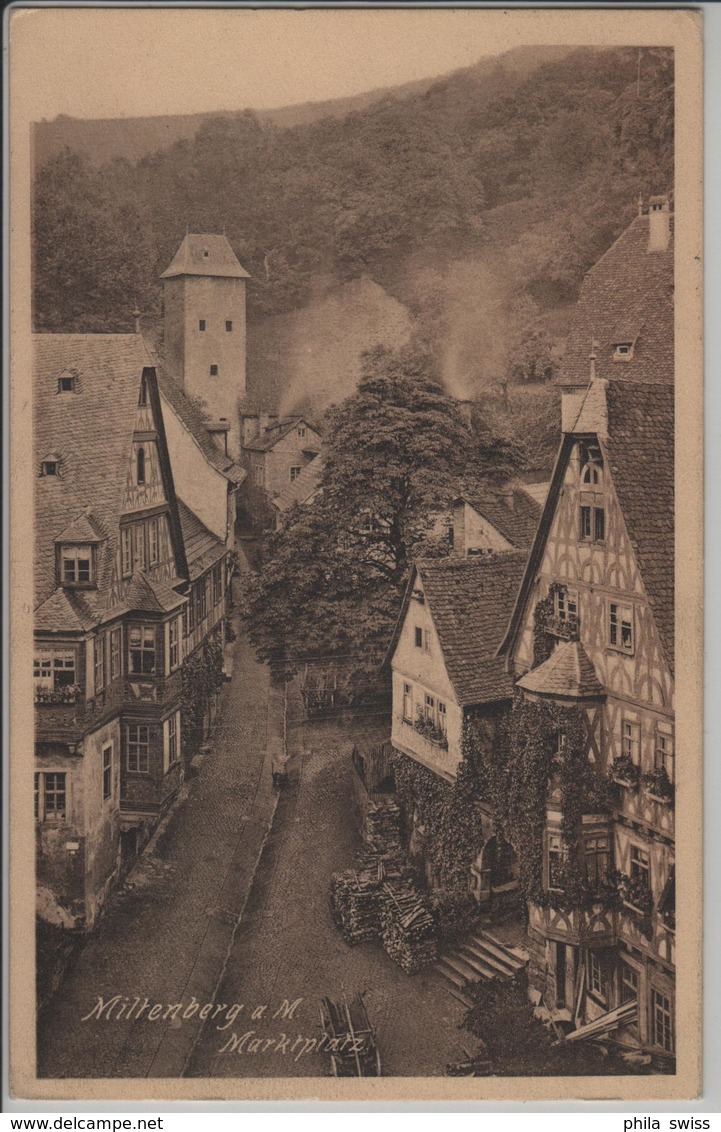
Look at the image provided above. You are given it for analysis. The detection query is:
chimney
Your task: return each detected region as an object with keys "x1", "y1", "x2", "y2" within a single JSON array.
[
  {"x1": 259, "y1": 412, "x2": 279, "y2": 434},
  {"x1": 648, "y1": 195, "x2": 670, "y2": 252},
  {"x1": 498, "y1": 485, "x2": 516, "y2": 511},
  {"x1": 132, "y1": 300, "x2": 142, "y2": 335},
  {"x1": 451, "y1": 499, "x2": 465, "y2": 557}
]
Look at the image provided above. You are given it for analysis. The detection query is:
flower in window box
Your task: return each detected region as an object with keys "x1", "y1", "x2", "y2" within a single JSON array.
[
  {"x1": 611, "y1": 753, "x2": 640, "y2": 788},
  {"x1": 642, "y1": 764, "x2": 674, "y2": 804}
]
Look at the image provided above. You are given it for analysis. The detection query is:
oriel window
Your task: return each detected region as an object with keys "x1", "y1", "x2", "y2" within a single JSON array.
[
  {"x1": 129, "y1": 626, "x2": 156, "y2": 675},
  {"x1": 126, "y1": 724, "x2": 150, "y2": 773}
]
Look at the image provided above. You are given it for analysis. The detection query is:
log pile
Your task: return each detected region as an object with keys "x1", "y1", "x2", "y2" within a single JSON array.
[
  {"x1": 330, "y1": 855, "x2": 411, "y2": 946},
  {"x1": 381, "y1": 882, "x2": 439, "y2": 974},
  {"x1": 361, "y1": 797, "x2": 402, "y2": 855}
]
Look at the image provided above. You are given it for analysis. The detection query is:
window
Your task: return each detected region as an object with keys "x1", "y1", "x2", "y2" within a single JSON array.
[
  {"x1": 594, "y1": 507, "x2": 605, "y2": 541},
  {"x1": 41, "y1": 460, "x2": 58, "y2": 476},
  {"x1": 225, "y1": 320, "x2": 233, "y2": 332},
  {"x1": 129, "y1": 626, "x2": 156, "y2": 675},
  {"x1": 580, "y1": 502, "x2": 605, "y2": 542},
  {"x1": 588, "y1": 953, "x2": 607, "y2": 1003},
  {"x1": 94, "y1": 635, "x2": 104, "y2": 692},
  {"x1": 630, "y1": 845, "x2": 650, "y2": 887},
  {"x1": 555, "y1": 587, "x2": 578, "y2": 622},
  {"x1": 402, "y1": 682, "x2": 413, "y2": 722},
  {"x1": 547, "y1": 834, "x2": 567, "y2": 891},
  {"x1": 148, "y1": 518, "x2": 159, "y2": 566},
  {"x1": 102, "y1": 744, "x2": 113, "y2": 801},
  {"x1": 609, "y1": 602, "x2": 634, "y2": 653},
  {"x1": 61, "y1": 545, "x2": 92, "y2": 585},
  {"x1": 424, "y1": 693, "x2": 435, "y2": 722},
  {"x1": 164, "y1": 713, "x2": 179, "y2": 772},
  {"x1": 57, "y1": 373, "x2": 76, "y2": 393},
  {"x1": 652, "y1": 989, "x2": 674, "y2": 1053},
  {"x1": 298, "y1": 426, "x2": 306, "y2": 438},
  {"x1": 126, "y1": 725, "x2": 150, "y2": 773},
  {"x1": 132, "y1": 524, "x2": 146, "y2": 571},
  {"x1": 580, "y1": 506, "x2": 592, "y2": 540},
  {"x1": 138, "y1": 378, "x2": 148, "y2": 406},
  {"x1": 121, "y1": 527, "x2": 132, "y2": 577},
  {"x1": 414, "y1": 627, "x2": 423, "y2": 649},
  {"x1": 210, "y1": 364, "x2": 219, "y2": 376},
  {"x1": 136, "y1": 447, "x2": 146, "y2": 486},
  {"x1": 622, "y1": 718, "x2": 641, "y2": 763},
  {"x1": 614, "y1": 342, "x2": 634, "y2": 361},
  {"x1": 187, "y1": 589, "x2": 196, "y2": 633},
  {"x1": 254, "y1": 464, "x2": 264, "y2": 486},
  {"x1": 438, "y1": 701, "x2": 447, "y2": 734},
  {"x1": 203, "y1": 249, "x2": 209, "y2": 258},
  {"x1": 290, "y1": 466, "x2": 302, "y2": 483},
  {"x1": 424, "y1": 629, "x2": 431, "y2": 653},
  {"x1": 110, "y1": 627, "x2": 122, "y2": 680},
  {"x1": 34, "y1": 652, "x2": 76, "y2": 689},
  {"x1": 35, "y1": 771, "x2": 67, "y2": 822},
  {"x1": 655, "y1": 729, "x2": 674, "y2": 782},
  {"x1": 584, "y1": 833, "x2": 610, "y2": 886},
  {"x1": 621, "y1": 960, "x2": 639, "y2": 1003},
  {"x1": 199, "y1": 319, "x2": 206, "y2": 331},
  {"x1": 196, "y1": 580, "x2": 207, "y2": 624},
  {"x1": 213, "y1": 563, "x2": 222, "y2": 606},
  {"x1": 168, "y1": 617, "x2": 180, "y2": 672}
]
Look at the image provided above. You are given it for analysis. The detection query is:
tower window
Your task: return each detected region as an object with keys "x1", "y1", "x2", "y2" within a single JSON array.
[
  {"x1": 41, "y1": 460, "x2": 58, "y2": 476},
  {"x1": 225, "y1": 320, "x2": 233, "y2": 332},
  {"x1": 290, "y1": 466, "x2": 301, "y2": 483},
  {"x1": 203, "y1": 249, "x2": 210, "y2": 258},
  {"x1": 199, "y1": 319, "x2": 206, "y2": 331},
  {"x1": 210, "y1": 365, "x2": 219, "y2": 376}
]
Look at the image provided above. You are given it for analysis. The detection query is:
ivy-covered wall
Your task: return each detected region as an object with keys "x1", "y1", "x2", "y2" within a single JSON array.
[{"x1": 181, "y1": 626, "x2": 225, "y2": 760}]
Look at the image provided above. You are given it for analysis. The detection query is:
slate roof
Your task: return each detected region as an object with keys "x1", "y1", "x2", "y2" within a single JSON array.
[
  {"x1": 243, "y1": 417, "x2": 321, "y2": 454},
  {"x1": 516, "y1": 639, "x2": 605, "y2": 699},
  {"x1": 521, "y1": 482, "x2": 551, "y2": 507},
  {"x1": 178, "y1": 500, "x2": 227, "y2": 581},
  {"x1": 391, "y1": 553, "x2": 527, "y2": 708},
  {"x1": 155, "y1": 364, "x2": 246, "y2": 485},
  {"x1": 558, "y1": 211, "x2": 673, "y2": 388},
  {"x1": 34, "y1": 334, "x2": 155, "y2": 610},
  {"x1": 457, "y1": 489, "x2": 542, "y2": 549},
  {"x1": 605, "y1": 380, "x2": 674, "y2": 670},
  {"x1": 271, "y1": 455, "x2": 324, "y2": 513},
  {"x1": 122, "y1": 571, "x2": 187, "y2": 615},
  {"x1": 160, "y1": 234, "x2": 250, "y2": 280}
]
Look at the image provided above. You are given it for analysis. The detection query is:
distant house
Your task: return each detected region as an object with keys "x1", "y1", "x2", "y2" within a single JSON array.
[
  {"x1": 451, "y1": 487, "x2": 543, "y2": 557},
  {"x1": 239, "y1": 413, "x2": 321, "y2": 529},
  {"x1": 268, "y1": 454, "x2": 325, "y2": 528}
]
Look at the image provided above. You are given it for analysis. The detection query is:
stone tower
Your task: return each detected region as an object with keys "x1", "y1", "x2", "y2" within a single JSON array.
[{"x1": 161, "y1": 234, "x2": 250, "y2": 459}]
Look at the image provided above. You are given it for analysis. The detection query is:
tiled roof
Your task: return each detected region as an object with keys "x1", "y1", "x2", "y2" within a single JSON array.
[
  {"x1": 458, "y1": 489, "x2": 542, "y2": 549},
  {"x1": 243, "y1": 417, "x2": 320, "y2": 453},
  {"x1": 516, "y1": 639, "x2": 604, "y2": 699},
  {"x1": 155, "y1": 364, "x2": 246, "y2": 485},
  {"x1": 605, "y1": 380, "x2": 674, "y2": 671},
  {"x1": 271, "y1": 455, "x2": 324, "y2": 513},
  {"x1": 54, "y1": 510, "x2": 107, "y2": 544},
  {"x1": 123, "y1": 571, "x2": 187, "y2": 615},
  {"x1": 34, "y1": 333, "x2": 154, "y2": 610},
  {"x1": 558, "y1": 212, "x2": 673, "y2": 388},
  {"x1": 177, "y1": 500, "x2": 226, "y2": 581},
  {"x1": 160, "y1": 234, "x2": 250, "y2": 280},
  {"x1": 414, "y1": 553, "x2": 527, "y2": 707},
  {"x1": 35, "y1": 586, "x2": 104, "y2": 634}
]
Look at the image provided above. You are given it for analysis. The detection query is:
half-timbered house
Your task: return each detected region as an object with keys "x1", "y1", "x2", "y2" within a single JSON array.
[{"x1": 497, "y1": 197, "x2": 675, "y2": 1060}]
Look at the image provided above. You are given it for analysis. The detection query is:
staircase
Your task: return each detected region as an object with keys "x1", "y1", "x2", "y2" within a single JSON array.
[{"x1": 436, "y1": 928, "x2": 528, "y2": 1007}]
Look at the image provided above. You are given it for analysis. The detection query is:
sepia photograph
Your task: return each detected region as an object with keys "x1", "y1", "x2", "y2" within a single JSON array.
[{"x1": 7, "y1": 6, "x2": 703, "y2": 1103}]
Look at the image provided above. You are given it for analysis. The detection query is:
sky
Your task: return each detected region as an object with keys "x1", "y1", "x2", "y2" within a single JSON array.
[{"x1": 11, "y1": 9, "x2": 506, "y2": 122}]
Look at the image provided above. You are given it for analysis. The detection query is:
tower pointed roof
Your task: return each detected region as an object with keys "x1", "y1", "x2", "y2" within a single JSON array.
[{"x1": 160, "y1": 234, "x2": 250, "y2": 280}]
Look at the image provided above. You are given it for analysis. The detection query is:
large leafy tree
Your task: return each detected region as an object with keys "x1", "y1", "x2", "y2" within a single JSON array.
[{"x1": 239, "y1": 346, "x2": 522, "y2": 679}]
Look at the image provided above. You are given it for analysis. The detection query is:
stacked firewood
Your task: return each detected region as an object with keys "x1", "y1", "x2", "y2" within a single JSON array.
[
  {"x1": 362, "y1": 798, "x2": 402, "y2": 855},
  {"x1": 330, "y1": 854, "x2": 411, "y2": 945},
  {"x1": 380, "y1": 882, "x2": 439, "y2": 974}
]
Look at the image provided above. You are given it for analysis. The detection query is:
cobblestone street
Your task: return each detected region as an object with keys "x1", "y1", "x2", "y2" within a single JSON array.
[
  {"x1": 37, "y1": 626, "x2": 278, "y2": 1079},
  {"x1": 187, "y1": 701, "x2": 468, "y2": 1080}
]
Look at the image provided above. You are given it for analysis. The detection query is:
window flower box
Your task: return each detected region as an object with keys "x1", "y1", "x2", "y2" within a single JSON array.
[
  {"x1": 614, "y1": 871, "x2": 653, "y2": 918},
  {"x1": 611, "y1": 754, "x2": 640, "y2": 789},
  {"x1": 545, "y1": 614, "x2": 580, "y2": 641},
  {"x1": 413, "y1": 714, "x2": 449, "y2": 750},
  {"x1": 34, "y1": 683, "x2": 81, "y2": 704},
  {"x1": 642, "y1": 766, "x2": 674, "y2": 805}
]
